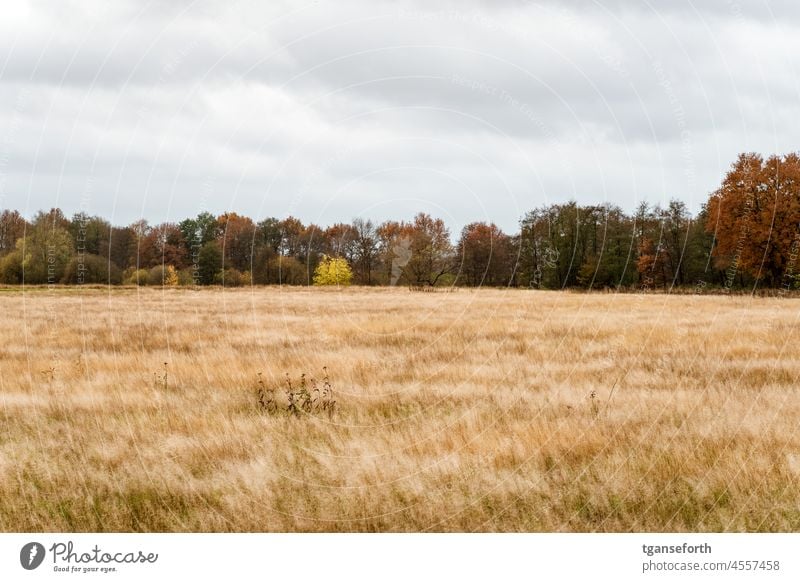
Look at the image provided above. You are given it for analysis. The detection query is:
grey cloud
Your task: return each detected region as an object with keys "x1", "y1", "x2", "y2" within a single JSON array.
[{"x1": 0, "y1": 0, "x2": 798, "y2": 233}]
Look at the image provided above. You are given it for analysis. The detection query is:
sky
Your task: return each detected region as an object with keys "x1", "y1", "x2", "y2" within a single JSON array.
[{"x1": 0, "y1": 0, "x2": 798, "y2": 234}]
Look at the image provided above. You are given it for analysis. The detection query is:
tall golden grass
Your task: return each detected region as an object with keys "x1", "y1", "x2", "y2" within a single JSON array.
[{"x1": 1, "y1": 286, "x2": 798, "y2": 532}]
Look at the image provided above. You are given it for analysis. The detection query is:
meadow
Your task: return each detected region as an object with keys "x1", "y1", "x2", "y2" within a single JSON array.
[{"x1": 1, "y1": 286, "x2": 799, "y2": 532}]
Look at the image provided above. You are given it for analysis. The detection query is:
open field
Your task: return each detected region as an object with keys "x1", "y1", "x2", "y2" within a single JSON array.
[{"x1": 1, "y1": 286, "x2": 799, "y2": 532}]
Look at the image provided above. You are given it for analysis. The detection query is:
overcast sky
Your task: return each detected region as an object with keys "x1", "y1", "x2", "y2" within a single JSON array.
[{"x1": 0, "y1": 0, "x2": 797, "y2": 233}]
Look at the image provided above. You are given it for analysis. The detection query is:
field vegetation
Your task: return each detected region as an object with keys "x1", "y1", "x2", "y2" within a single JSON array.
[{"x1": 1, "y1": 286, "x2": 798, "y2": 532}]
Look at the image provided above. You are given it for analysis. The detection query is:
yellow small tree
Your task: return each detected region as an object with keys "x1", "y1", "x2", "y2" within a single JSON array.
[
  {"x1": 164, "y1": 265, "x2": 179, "y2": 286},
  {"x1": 313, "y1": 256, "x2": 353, "y2": 286}
]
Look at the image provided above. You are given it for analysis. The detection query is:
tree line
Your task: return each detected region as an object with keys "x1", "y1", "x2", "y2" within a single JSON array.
[{"x1": 1, "y1": 152, "x2": 799, "y2": 290}]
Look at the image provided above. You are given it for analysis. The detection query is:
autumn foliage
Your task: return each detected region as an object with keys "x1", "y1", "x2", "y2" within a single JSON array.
[
  {"x1": 313, "y1": 256, "x2": 353, "y2": 286},
  {"x1": 1, "y1": 152, "x2": 800, "y2": 290},
  {"x1": 706, "y1": 153, "x2": 800, "y2": 288}
]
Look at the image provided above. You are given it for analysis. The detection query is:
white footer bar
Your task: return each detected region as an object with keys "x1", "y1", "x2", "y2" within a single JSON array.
[{"x1": 1, "y1": 533, "x2": 795, "y2": 581}]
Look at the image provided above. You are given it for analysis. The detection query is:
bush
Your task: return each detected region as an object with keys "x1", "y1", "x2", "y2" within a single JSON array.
[
  {"x1": 14, "y1": 227, "x2": 73, "y2": 284},
  {"x1": 260, "y1": 256, "x2": 307, "y2": 285},
  {"x1": 147, "y1": 265, "x2": 179, "y2": 286},
  {"x1": 215, "y1": 268, "x2": 246, "y2": 287},
  {"x1": 165, "y1": 265, "x2": 179, "y2": 286},
  {"x1": 313, "y1": 255, "x2": 353, "y2": 286},
  {"x1": 125, "y1": 268, "x2": 150, "y2": 286},
  {"x1": 177, "y1": 268, "x2": 197, "y2": 286},
  {"x1": 0, "y1": 251, "x2": 24, "y2": 284},
  {"x1": 62, "y1": 254, "x2": 123, "y2": 284}
]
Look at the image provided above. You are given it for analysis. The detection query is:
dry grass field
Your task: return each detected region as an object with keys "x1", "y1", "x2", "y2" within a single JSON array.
[{"x1": 1, "y1": 286, "x2": 799, "y2": 532}]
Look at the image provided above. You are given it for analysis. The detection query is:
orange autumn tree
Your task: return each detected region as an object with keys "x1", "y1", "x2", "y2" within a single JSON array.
[
  {"x1": 636, "y1": 237, "x2": 670, "y2": 290},
  {"x1": 456, "y1": 222, "x2": 514, "y2": 287},
  {"x1": 217, "y1": 212, "x2": 256, "y2": 272},
  {"x1": 706, "y1": 152, "x2": 800, "y2": 287}
]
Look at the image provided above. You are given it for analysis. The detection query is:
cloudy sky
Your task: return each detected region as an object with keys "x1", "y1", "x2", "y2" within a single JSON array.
[{"x1": 0, "y1": 0, "x2": 797, "y2": 233}]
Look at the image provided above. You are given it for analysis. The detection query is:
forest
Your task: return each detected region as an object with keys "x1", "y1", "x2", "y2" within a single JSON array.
[{"x1": 1, "y1": 152, "x2": 799, "y2": 290}]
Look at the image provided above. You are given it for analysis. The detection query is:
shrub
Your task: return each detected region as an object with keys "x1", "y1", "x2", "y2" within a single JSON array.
[
  {"x1": 177, "y1": 268, "x2": 196, "y2": 286},
  {"x1": 0, "y1": 251, "x2": 24, "y2": 284},
  {"x1": 164, "y1": 265, "x2": 179, "y2": 286},
  {"x1": 255, "y1": 256, "x2": 307, "y2": 285},
  {"x1": 125, "y1": 268, "x2": 150, "y2": 286},
  {"x1": 313, "y1": 255, "x2": 353, "y2": 286},
  {"x1": 62, "y1": 254, "x2": 123, "y2": 284},
  {"x1": 147, "y1": 265, "x2": 179, "y2": 286},
  {"x1": 215, "y1": 268, "x2": 245, "y2": 287},
  {"x1": 14, "y1": 227, "x2": 73, "y2": 284}
]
